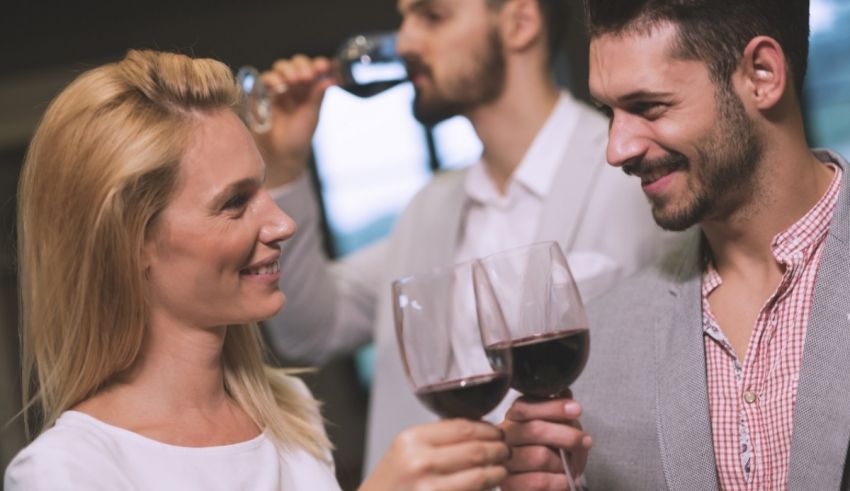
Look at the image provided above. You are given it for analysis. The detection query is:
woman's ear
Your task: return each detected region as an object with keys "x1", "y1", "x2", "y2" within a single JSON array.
[
  {"x1": 737, "y1": 35, "x2": 788, "y2": 110},
  {"x1": 498, "y1": 0, "x2": 544, "y2": 53},
  {"x1": 141, "y1": 223, "x2": 159, "y2": 280},
  {"x1": 141, "y1": 243, "x2": 153, "y2": 280}
]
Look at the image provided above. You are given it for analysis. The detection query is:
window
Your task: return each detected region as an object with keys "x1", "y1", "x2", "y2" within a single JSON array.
[
  {"x1": 805, "y1": 0, "x2": 850, "y2": 157},
  {"x1": 311, "y1": 82, "x2": 482, "y2": 257}
]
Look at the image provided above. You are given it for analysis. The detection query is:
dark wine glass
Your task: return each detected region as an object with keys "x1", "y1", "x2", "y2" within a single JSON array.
[
  {"x1": 392, "y1": 261, "x2": 512, "y2": 421},
  {"x1": 473, "y1": 241, "x2": 589, "y2": 491},
  {"x1": 237, "y1": 31, "x2": 407, "y2": 133}
]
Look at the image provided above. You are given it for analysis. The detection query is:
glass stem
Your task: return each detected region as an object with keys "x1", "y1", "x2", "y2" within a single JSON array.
[{"x1": 559, "y1": 448, "x2": 579, "y2": 491}]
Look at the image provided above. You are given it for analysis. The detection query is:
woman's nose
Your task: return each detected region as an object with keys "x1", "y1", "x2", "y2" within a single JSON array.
[{"x1": 259, "y1": 192, "x2": 296, "y2": 245}]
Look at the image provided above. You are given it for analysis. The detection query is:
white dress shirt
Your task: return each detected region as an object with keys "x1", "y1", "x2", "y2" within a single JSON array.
[
  {"x1": 454, "y1": 91, "x2": 580, "y2": 264},
  {"x1": 450, "y1": 93, "x2": 619, "y2": 420}
]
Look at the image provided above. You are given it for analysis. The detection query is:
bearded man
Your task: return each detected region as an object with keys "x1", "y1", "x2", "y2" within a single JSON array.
[{"x1": 503, "y1": 1, "x2": 850, "y2": 489}]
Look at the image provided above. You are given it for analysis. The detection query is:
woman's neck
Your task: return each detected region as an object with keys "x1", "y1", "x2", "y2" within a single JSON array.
[{"x1": 75, "y1": 317, "x2": 260, "y2": 446}]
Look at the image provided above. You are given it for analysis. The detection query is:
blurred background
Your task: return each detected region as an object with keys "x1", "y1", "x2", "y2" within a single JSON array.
[{"x1": 0, "y1": 1, "x2": 848, "y2": 489}]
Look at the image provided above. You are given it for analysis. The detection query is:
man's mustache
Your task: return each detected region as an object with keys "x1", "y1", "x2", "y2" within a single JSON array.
[
  {"x1": 404, "y1": 57, "x2": 432, "y2": 79},
  {"x1": 623, "y1": 153, "x2": 689, "y2": 180}
]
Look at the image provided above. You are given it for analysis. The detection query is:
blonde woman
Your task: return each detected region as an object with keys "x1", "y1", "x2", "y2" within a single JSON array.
[{"x1": 5, "y1": 49, "x2": 508, "y2": 490}]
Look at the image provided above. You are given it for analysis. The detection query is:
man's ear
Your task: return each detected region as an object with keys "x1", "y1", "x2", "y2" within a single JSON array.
[
  {"x1": 737, "y1": 35, "x2": 788, "y2": 110},
  {"x1": 499, "y1": 0, "x2": 544, "y2": 53}
]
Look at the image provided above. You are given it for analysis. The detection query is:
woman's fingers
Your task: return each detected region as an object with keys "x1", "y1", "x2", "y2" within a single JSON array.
[
  {"x1": 423, "y1": 439, "x2": 510, "y2": 474},
  {"x1": 425, "y1": 465, "x2": 508, "y2": 491},
  {"x1": 406, "y1": 418, "x2": 505, "y2": 446}
]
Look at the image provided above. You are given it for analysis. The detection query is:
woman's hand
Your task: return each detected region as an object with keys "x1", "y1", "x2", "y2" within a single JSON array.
[
  {"x1": 359, "y1": 419, "x2": 510, "y2": 491},
  {"x1": 500, "y1": 396, "x2": 592, "y2": 491},
  {"x1": 254, "y1": 55, "x2": 337, "y2": 188}
]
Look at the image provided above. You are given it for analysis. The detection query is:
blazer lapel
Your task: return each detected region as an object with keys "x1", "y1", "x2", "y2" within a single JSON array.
[
  {"x1": 788, "y1": 150, "x2": 850, "y2": 489},
  {"x1": 654, "y1": 236, "x2": 721, "y2": 489},
  {"x1": 535, "y1": 105, "x2": 607, "y2": 249},
  {"x1": 416, "y1": 170, "x2": 468, "y2": 272}
]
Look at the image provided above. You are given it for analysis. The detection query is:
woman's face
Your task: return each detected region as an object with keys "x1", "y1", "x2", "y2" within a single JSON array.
[{"x1": 144, "y1": 110, "x2": 294, "y2": 329}]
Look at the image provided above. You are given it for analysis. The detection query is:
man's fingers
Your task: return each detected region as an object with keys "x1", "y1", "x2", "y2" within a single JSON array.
[
  {"x1": 501, "y1": 472, "x2": 569, "y2": 491},
  {"x1": 505, "y1": 418, "x2": 589, "y2": 449},
  {"x1": 507, "y1": 397, "x2": 582, "y2": 423},
  {"x1": 265, "y1": 57, "x2": 327, "y2": 101},
  {"x1": 506, "y1": 445, "x2": 564, "y2": 473}
]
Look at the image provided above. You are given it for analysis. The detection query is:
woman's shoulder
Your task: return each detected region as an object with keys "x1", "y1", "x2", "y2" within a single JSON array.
[{"x1": 4, "y1": 412, "x2": 128, "y2": 490}]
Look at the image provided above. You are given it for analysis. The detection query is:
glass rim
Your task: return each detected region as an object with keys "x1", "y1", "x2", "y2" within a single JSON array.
[
  {"x1": 391, "y1": 258, "x2": 477, "y2": 288},
  {"x1": 476, "y1": 240, "x2": 562, "y2": 264}
]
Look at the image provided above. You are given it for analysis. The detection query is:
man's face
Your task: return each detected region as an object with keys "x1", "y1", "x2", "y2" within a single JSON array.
[
  {"x1": 397, "y1": 0, "x2": 507, "y2": 125},
  {"x1": 589, "y1": 23, "x2": 763, "y2": 231}
]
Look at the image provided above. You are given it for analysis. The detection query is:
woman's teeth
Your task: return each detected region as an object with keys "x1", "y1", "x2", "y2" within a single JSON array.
[{"x1": 243, "y1": 262, "x2": 280, "y2": 275}]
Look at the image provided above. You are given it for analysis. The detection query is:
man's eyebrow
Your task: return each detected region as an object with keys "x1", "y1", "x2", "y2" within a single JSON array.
[
  {"x1": 399, "y1": 0, "x2": 435, "y2": 14},
  {"x1": 616, "y1": 90, "x2": 673, "y2": 104}
]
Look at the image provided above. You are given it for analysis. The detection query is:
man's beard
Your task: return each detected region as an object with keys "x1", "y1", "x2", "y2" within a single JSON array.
[
  {"x1": 624, "y1": 85, "x2": 764, "y2": 231},
  {"x1": 407, "y1": 29, "x2": 507, "y2": 126}
]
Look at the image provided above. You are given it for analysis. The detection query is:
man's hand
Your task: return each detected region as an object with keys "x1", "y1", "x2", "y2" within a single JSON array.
[
  {"x1": 501, "y1": 395, "x2": 592, "y2": 491},
  {"x1": 254, "y1": 55, "x2": 336, "y2": 188}
]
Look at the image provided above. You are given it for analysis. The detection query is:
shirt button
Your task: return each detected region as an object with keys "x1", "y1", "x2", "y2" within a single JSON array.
[{"x1": 744, "y1": 391, "x2": 757, "y2": 404}]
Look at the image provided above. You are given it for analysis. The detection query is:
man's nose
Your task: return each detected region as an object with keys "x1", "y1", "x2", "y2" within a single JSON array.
[{"x1": 606, "y1": 112, "x2": 650, "y2": 169}]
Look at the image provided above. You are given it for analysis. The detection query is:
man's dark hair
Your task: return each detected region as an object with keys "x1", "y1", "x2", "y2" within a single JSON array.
[
  {"x1": 582, "y1": 0, "x2": 810, "y2": 96},
  {"x1": 488, "y1": 0, "x2": 571, "y2": 66}
]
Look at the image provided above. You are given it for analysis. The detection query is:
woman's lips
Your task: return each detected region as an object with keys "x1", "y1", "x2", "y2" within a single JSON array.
[{"x1": 240, "y1": 257, "x2": 281, "y2": 283}]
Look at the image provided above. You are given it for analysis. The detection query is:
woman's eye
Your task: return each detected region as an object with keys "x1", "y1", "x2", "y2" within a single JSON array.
[{"x1": 223, "y1": 193, "x2": 250, "y2": 211}]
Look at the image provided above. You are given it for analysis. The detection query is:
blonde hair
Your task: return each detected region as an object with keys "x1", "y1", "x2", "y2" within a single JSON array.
[{"x1": 18, "y1": 49, "x2": 331, "y2": 459}]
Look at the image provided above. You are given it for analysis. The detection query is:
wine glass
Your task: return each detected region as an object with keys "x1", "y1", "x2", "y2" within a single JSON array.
[
  {"x1": 236, "y1": 30, "x2": 407, "y2": 133},
  {"x1": 472, "y1": 241, "x2": 589, "y2": 491},
  {"x1": 392, "y1": 261, "x2": 512, "y2": 421}
]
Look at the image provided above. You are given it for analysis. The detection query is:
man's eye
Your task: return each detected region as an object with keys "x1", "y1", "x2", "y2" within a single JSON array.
[
  {"x1": 631, "y1": 102, "x2": 665, "y2": 119},
  {"x1": 416, "y1": 7, "x2": 444, "y2": 23}
]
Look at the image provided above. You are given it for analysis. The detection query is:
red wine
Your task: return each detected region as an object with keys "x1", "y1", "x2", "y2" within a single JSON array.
[
  {"x1": 504, "y1": 330, "x2": 589, "y2": 399},
  {"x1": 339, "y1": 79, "x2": 406, "y2": 98},
  {"x1": 415, "y1": 372, "x2": 511, "y2": 420}
]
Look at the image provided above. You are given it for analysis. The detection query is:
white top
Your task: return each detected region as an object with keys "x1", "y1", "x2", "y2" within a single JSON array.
[{"x1": 4, "y1": 411, "x2": 341, "y2": 491}]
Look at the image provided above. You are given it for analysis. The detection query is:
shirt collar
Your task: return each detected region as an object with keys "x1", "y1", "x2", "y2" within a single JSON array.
[
  {"x1": 772, "y1": 163, "x2": 842, "y2": 261},
  {"x1": 702, "y1": 161, "x2": 842, "y2": 294},
  {"x1": 463, "y1": 91, "x2": 581, "y2": 204}
]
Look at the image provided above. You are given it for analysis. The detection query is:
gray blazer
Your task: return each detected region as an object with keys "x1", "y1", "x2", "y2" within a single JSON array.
[{"x1": 577, "y1": 149, "x2": 850, "y2": 490}]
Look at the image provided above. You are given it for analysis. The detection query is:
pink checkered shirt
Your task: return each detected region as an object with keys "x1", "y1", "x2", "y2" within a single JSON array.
[{"x1": 701, "y1": 165, "x2": 842, "y2": 490}]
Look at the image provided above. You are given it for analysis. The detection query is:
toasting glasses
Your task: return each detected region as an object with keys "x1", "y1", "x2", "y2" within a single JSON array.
[
  {"x1": 236, "y1": 31, "x2": 406, "y2": 133},
  {"x1": 473, "y1": 241, "x2": 589, "y2": 491},
  {"x1": 393, "y1": 261, "x2": 513, "y2": 421}
]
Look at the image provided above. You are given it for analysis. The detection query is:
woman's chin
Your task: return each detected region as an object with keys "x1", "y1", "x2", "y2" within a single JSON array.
[{"x1": 252, "y1": 294, "x2": 286, "y2": 323}]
